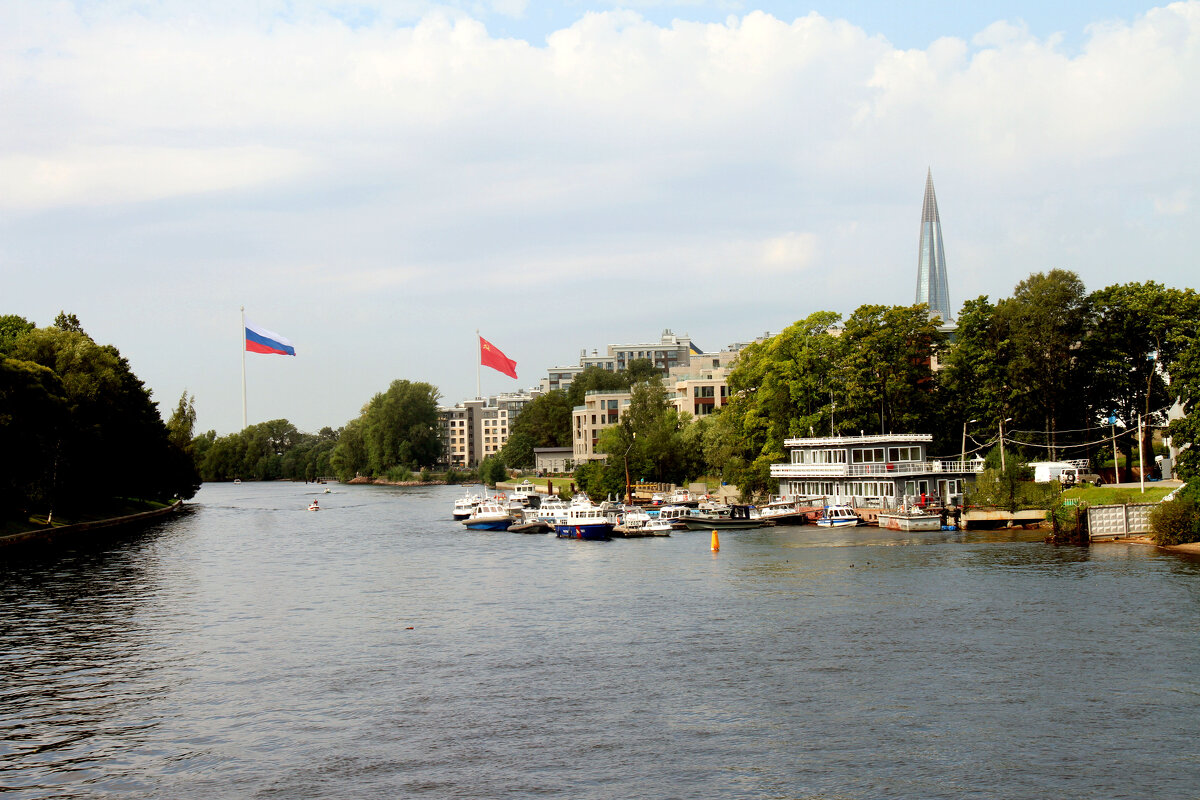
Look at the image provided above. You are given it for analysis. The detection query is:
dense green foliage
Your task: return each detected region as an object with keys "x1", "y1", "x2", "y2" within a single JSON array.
[
  {"x1": 497, "y1": 390, "x2": 573, "y2": 468},
  {"x1": 328, "y1": 380, "x2": 442, "y2": 481},
  {"x1": 575, "y1": 378, "x2": 702, "y2": 498},
  {"x1": 193, "y1": 421, "x2": 339, "y2": 482},
  {"x1": 1149, "y1": 483, "x2": 1200, "y2": 545},
  {"x1": 0, "y1": 314, "x2": 199, "y2": 522}
]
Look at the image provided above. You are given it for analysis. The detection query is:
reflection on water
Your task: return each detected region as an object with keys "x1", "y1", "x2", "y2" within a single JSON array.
[{"x1": 1, "y1": 482, "x2": 1199, "y2": 799}]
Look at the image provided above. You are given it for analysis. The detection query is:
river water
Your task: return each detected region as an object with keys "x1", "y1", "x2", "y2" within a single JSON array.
[{"x1": 2, "y1": 482, "x2": 1198, "y2": 799}]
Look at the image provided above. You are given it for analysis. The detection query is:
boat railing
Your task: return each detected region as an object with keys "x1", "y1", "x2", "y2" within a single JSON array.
[{"x1": 770, "y1": 460, "x2": 984, "y2": 478}]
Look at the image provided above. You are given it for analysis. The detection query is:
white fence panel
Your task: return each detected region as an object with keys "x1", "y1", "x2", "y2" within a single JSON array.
[{"x1": 1087, "y1": 503, "x2": 1158, "y2": 540}]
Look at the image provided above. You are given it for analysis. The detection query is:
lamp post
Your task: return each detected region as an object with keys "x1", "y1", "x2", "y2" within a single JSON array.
[
  {"x1": 999, "y1": 417, "x2": 1013, "y2": 472},
  {"x1": 961, "y1": 419, "x2": 978, "y2": 467}
]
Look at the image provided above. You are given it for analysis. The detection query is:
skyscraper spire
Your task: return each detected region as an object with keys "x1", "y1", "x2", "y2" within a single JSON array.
[{"x1": 915, "y1": 168, "x2": 952, "y2": 322}]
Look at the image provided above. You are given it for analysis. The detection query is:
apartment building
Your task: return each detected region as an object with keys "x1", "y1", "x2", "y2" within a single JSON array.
[
  {"x1": 439, "y1": 389, "x2": 541, "y2": 467},
  {"x1": 571, "y1": 389, "x2": 632, "y2": 463}
]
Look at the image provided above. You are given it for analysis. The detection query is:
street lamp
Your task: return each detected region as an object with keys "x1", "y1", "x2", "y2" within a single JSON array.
[
  {"x1": 961, "y1": 419, "x2": 978, "y2": 466},
  {"x1": 999, "y1": 417, "x2": 1013, "y2": 471}
]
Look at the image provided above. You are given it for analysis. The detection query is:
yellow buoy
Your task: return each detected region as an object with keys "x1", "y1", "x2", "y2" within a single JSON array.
[{"x1": 711, "y1": 530, "x2": 720, "y2": 552}]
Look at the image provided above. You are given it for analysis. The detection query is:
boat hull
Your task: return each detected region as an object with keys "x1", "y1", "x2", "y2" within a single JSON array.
[
  {"x1": 877, "y1": 513, "x2": 942, "y2": 531},
  {"x1": 463, "y1": 519, "x2": 513, "y2": 531},
  {"x1": 815, "y1": 519, "x2": 859, "y2": 528},
  {"x1": 680, "y1": 517, "x2": 764, "y2": 530},
  {"x1": 555, "y1": 523, "x2": 613, "y2": 541}
]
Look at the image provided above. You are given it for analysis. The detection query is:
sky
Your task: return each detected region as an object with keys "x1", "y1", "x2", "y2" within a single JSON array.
[{"x1": 2, "y1": 0, "x2": 1197, "y2": 436}]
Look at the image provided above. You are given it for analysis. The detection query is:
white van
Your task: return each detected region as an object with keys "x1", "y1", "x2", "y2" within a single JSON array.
[{"x1": 1030, "y1": 461, "x2": 1080, "y2": 484}]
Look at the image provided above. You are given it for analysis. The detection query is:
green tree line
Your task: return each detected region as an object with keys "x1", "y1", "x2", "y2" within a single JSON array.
[
  {"x1": 191, "y1": 379, "x2": 443, "y2": 483},
  {"x1": 0, "y1": 313, "x2": 200, "y2": 524}
]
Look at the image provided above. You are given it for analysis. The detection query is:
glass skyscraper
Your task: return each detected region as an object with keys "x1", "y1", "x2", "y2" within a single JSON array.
[{"x1": 915, "y1": 169, "x2": 952, "y2": 322}]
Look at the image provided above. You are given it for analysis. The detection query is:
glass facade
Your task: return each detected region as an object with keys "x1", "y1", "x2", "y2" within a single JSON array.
[{"x1": 915, "y1": 169, "x2": 952, "y2": 322}]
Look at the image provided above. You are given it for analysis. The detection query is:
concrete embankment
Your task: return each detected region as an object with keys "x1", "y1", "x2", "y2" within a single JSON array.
[{"x1": 0, "y1": 501, "x2": 186, "y2": 550}]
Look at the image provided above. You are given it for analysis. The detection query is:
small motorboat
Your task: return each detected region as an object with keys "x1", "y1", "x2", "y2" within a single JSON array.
[
  {"x1": 308, "y1": 501, "x2": 321, "y2": 511},
  {"x1": 815, "y1": 504, "x2": 862, "y2": 528},
  {"x1": 461, "y1": 501, "x2": 514, "y2": 531}
]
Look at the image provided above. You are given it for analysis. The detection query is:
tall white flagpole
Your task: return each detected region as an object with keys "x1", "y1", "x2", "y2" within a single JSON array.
[
  {"x1": 476, "y1": 328, "x2": 481, "y2": 400},
  {"x1": 241, "y1": 306, "x2": 247, "y2": 431}
]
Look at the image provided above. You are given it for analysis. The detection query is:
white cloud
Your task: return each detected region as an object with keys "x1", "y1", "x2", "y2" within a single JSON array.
[
  {"x1": 1154, "y1": 188, "x2": 1192, "y2": 215},
  {"x1": 0, "y1": 146, "x2": 311, "y2": 210},
  {"x1": 762, "y1": 232, "x2": 818, "y2": 273},
  {"x1": 2, "y1": 2, "x2": 1198, "y2": 433}
]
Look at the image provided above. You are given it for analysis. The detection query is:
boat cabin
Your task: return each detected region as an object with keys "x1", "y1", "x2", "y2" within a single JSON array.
[{"x1": 769, "y1": 433, "x2": 983, "y2": 509}]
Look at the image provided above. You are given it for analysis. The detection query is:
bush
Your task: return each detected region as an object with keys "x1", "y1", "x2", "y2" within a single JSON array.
[
  {"x1": 385, "y1": 466, "x2": 413, "y2": 483},
  {"x1": 1149, "y1": 497, "x2": 1200, "y2": 545}
]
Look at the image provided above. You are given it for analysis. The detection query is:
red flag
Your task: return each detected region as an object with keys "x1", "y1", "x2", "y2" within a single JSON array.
[{"x1": 480, "y1": 335, "x2": 518, "y2": 379}]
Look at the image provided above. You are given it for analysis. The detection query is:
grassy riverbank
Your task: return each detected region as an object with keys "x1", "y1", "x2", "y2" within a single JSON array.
[
  {"x1": 1061, "y1": 485, "x2": 1174, "y2": 505},
  {"x1": 1, "y1": 498, "x2": 172, "y2": 537}
]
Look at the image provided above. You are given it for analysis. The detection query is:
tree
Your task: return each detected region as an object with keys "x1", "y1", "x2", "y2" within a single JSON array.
[
  {"x1": 566, "y1": 366, "x2": 628, "y2": 407},
  {"x1": 0, "y1": 357, "x2": 67, "y2": 519},
  {"x1": 167, "y1": 392, "x2": 197, "y2": 452},
  {"x1": 6, "y1": 322, "x2": 198, "y2": 512},
  {"x1": 53, "y1": 311, "x2": 85, "y2": 334},
  {"x1": 714, "y1": 311, "x2": 844, "y2": 496},
  {"x1": 499, "y1": 390, "x2": 572, "y2": 468},
  {"x1": 1084, "y1": 282, "x2": 1192, "y2": 467},
  {"x1": 937, "y1": 296, "x2": 1011, "y2": 458},
  {"x1": 994, "y1": 270, "x2": 1090, "y2": 459},
  {"x1": 624, "y1": 357, "x2": 661, "y2": 385},
  {"x1": 329, "y1": 380, "x2": 441, "y2": 479},
  {"x1": 837, "y1": 304, "x2": 945, "y2": 440},
  {"x1": 0, "y1": 315, "x2": 35, "y2": 355}
]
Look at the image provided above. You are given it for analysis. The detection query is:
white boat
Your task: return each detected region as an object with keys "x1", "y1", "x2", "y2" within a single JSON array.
[
  {"x1": 554, "y1": 502, "x2": 614, "y2": 540},
  {"x1": 451, "y1": 491, "x2": 483, "y2": 520},
  {"x1": 877, "y1": 507, "x2": 942, "y2": 531},
  {"x1": 613, "y1": 507, "x2": 672, "y2": 537},
  {"x1": 753, "y1": 497, "x2": 813, "y2": 525},
  {"x1": 510, "y1": 481, "x2": 539, "y2": 505},
  {"x1": 815, "y1": 504, "x2": 862, "y2": 528},
  {"x1": 531, "y1": 496, "x2": 570, "y2": 525},
  {"x1": 657, "y1": 505, "x2": 695, "y2": 529},
  {"x1": 461, "y1": 501, "x2": 514, "y2": 531}
]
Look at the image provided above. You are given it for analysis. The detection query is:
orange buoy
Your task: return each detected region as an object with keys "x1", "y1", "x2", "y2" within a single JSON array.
[{"x1": 711, "y1": 530, "x2": 720, "y2": 552}]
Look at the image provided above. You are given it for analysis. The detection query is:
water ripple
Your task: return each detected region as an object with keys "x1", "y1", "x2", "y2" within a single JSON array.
[{"x1": 1, "y1": 482, "x2": 1198, "y2": 799}]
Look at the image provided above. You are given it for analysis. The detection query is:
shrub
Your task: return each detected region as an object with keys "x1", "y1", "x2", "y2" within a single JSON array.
[
  {"x1": 1149, "y1": 497, "x2": 1200, "y2": 545},
  {"x1": 385, "y1": 466, "x2": 412, "y2": 483}
]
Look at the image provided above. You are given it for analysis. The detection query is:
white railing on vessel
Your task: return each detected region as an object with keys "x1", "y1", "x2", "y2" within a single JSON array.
[{"x1": 769, "y1": 460, "x2": 984, "y2": 478}]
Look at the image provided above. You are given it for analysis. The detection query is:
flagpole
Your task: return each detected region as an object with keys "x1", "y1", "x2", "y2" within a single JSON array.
[
  {"x1": 476, "y1": 328, "x2": 481, "y2": 400},
  {"x1": 241, "y1": 306, "x2": 247, "y2": 431}
]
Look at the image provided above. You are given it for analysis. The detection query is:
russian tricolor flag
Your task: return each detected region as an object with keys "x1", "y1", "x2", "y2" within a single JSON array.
[{"x1": 245, "y1": 320, "x2": 295, "y2": 356}]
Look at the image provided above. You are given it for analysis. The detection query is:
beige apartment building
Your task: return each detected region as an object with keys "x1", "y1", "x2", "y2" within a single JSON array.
[
  {"x1": 439, "y1": 390, "x2": 540, "y2": 468},
  {"x1": 571, "y1": 389, "x2": 632, "y2": 463}
]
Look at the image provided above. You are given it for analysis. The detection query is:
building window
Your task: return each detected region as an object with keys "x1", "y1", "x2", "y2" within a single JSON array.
[{"x1": 852, "y1": 448, "x2": 885, "y2": 464}]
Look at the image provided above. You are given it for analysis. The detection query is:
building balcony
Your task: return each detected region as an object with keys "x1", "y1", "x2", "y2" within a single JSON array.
[{"x1": 769, "y1": 460, "x2": 984, "y2": 479}]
